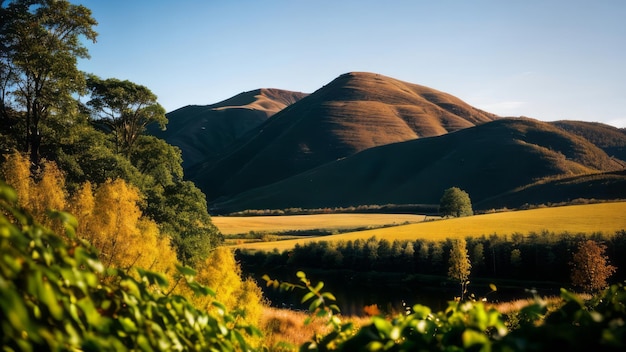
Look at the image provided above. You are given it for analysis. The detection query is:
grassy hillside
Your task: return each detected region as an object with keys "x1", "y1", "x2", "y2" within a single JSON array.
[
  {"x1": 232, "y1": 201, "x2": 626, "y2": 252},
  {"x1": 552, "y1": 120, "x2": 626, "y2": 164},
  {"x1": 148, "y1": 89, "x2": 307, "y2": 170},
  {"x1": 193, "y1": 72, "x2": 498, "y2": 201},
  {"x1": 477, "y1": 169, "x2": 626, "y2": 209},
  {"x1": 211, "y1": 117, "x2": 623, "y2": 213}
]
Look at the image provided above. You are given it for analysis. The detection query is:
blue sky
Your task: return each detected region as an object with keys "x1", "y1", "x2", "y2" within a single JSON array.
[{"x1": 76, "y1": 0, "x2": 626, "y2": 127}]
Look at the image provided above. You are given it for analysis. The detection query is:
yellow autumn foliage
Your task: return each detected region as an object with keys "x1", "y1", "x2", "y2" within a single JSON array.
[
  {"x1": 1, "y1": 152, "x2": 32, "y2": 209},
  {"x1": 1, "y1": 153, "x2": 178, "y2": 282},
  {"x1": 189, "y1": 247, "x2": 266, "y2": 329},
  {"x1": 2, "y1": 153, "x2": 66, "y2": 230}
]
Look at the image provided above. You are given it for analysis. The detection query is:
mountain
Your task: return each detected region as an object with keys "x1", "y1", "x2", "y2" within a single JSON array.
[
  {"x1": 209, "y1": 118, "x2": 624, "y2": 213},
  {"x1": 192, "y1": 72, "x2": 498, "y2": 200},
  {"x1": 551, "y1": 120, "x2": 626, "y2": 165},
  {"x1": 148, "y1": 88, "x2": 307, "y2": 169},
  {"x1": 477, "y1": 169, "x2": 626, "y2": 210}
]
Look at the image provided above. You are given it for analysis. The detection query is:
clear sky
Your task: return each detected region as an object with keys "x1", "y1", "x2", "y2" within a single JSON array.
[{"x1": 75, "y1": 0, "x2": 626, "y2": 127}]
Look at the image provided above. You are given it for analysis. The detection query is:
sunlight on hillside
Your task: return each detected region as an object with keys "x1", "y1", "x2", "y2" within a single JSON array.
[
  {"x1": 213, "y1": 213, "x2": 427, "y2": 235},
  {"x1": 232, "y1": 202, "x2": 626, "y2": 252}
]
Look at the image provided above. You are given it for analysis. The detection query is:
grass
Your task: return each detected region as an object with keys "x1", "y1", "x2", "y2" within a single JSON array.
[
  {"x1": 213, "y1": 213, "x2": 429, "y2": 236},
  {"x1": 260, "y1": 306, "x2": 374, "y2": 350},
  {"x1": 231, "y1": 202, "x2": 626, "y2": 252}
]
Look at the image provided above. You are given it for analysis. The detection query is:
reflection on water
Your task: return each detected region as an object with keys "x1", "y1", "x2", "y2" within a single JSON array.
[{"x1": 251, "y1": 269, "x2": 562, "y2": 317}]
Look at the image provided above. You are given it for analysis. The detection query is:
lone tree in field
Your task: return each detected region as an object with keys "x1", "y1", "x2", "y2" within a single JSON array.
[
  {"x1": 448, "y1": 239, "x2": 472, "y2": 300},
  {"x1": 439, "y1": 187, "x2": 473, "y2": 217},
  {"x1": 570, "y1": 240, "x2": 616, "y2": 293}
]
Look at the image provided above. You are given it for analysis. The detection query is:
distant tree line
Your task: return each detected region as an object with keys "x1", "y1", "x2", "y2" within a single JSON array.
[
  {"x1": 224, "y1": 204, "x2": 439, "y2": 216},
  {"x1": 237, "y1": 230, "x2": 626, "y2": 286}
]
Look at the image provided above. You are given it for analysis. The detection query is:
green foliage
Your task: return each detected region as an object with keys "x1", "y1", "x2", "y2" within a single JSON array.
[
  {"x1": 0, "y1": 0, "x2": 97, "y2": 163},
  {"x1": 54, "y1": 122, "x2": 143, "y2": 190},
  {"x1": 501, "y1": 285, "x2": 626, "y2": 351},
  {"x1": 263, "y1": 271, "x2": 353, "y2": 350},
  {"x1": 271, "y1": 271, "x2": 626, "y2": 351},
  {"x1": 0, "y1": 181, "x2": 259, "y2": 351},
  {"x1": 86, "y1": 76, "x2": 167, "y2": 158},
  {"x1": 439, "y1": 186, "x2": 474, "y2": 217},
  {"x1": 159, "y1": 180, "x2": 223, "y2": 266}
]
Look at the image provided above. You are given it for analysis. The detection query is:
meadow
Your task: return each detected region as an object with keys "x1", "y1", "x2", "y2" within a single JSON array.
[
  {"x1": 212, "y1": 213, "x2": 429, "y2": 235},
  {"x1": 228, "y1": 202, "x2": 626, "y2": 252}
]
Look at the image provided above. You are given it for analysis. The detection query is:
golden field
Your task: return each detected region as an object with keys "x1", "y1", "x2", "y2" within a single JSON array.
[
  {"x1": 212, "y1": 213, "x2": 429, "y2": 235},
  {"x1": 228, "y1": 202, "x2": 626, "y2": 252}
]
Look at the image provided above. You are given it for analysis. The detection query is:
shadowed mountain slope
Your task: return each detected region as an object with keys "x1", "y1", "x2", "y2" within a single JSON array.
[
  {"x1": 193, "y1": 72, "x2": 498, "y2": 200},
  {"x1": 148, "y1": 89, "x2": 307, "y2": 169},
  {"x1": 552, "y1": 120, "x2": 626, "y2": 164},
  {"x1": 476, "y1": 169, "x2": 626, "y2": 210},
  {"x1": 209, "y1": 118, "x2": 624, "y2": 214}
]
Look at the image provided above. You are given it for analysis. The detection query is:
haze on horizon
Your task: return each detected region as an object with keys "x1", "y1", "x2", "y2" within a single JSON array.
[{"x1": 75, "y1": 0, "x2": 626, "y2": 128}]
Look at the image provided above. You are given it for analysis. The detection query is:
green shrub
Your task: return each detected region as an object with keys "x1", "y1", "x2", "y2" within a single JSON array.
[{"x1": 266, "y1": 272, "x2": 626, "y2": 351}]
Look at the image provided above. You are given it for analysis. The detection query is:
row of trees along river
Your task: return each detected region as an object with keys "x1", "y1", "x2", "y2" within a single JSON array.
[{"x1": 238, "y1": 232, "x2": 623, "y2": 315}]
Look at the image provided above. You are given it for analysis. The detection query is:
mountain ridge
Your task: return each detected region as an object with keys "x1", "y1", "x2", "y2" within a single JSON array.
[
  {"x1": 190, "y1": 72, "x2": 499, "y2": 200},
  {"x1": 208, "y1": 117, "x2": 624, "y2": 213},
  {"x1": 147, "y1": 72, "x2": 625, "y2": 214},
  {"x1": 148, "y1": 88, "x2": 307, "y2": 169}
]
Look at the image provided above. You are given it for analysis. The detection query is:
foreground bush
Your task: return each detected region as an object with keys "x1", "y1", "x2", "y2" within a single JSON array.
[
  {"x1": 266, "y1": 271, "x2": 626, "y2": 351},
  {"x1": 0, "y1": 181, "x2": 259, "y2": 351}
]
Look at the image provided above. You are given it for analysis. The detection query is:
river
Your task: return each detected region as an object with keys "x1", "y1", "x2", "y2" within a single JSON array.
[{"x1": 247, "y1": 268, "x2": 564, "y2": 316}]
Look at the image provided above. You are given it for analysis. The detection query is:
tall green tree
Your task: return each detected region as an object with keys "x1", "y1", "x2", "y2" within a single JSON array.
[
  {"x1": 448, "y1": 239, "x2": 471, "y2": 300},
  {"x1": 439, "y1": 187, "x2": 473, "y2": 217},
  {"x1": 86, "y1": 76, "x2": 167, "y2": 157},
  {"x1": 160, "y1": 180, "x2": 223, "y2": 266},
  {"x1": 0, "y1": 0, "x2": 97, "y2": 164}
]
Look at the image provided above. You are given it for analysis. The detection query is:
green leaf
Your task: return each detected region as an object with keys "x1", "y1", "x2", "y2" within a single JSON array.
[
  {"x1": 489, "y1": 283, "x2": 498, "y2": 292},
  {"x1": 389, "y1": 326, "x2": 401, "y2": 341},
  {"x1": 187, "y1": 281, "x2": 215, "y2": 297},
  {"x1": 175, "y1": 264, "x2": 197, "y2": 277},
  {"x1": 365, "y1": 341, "x2": 384, "y2": 351},
  {"x1": 560, "y1": 288, "x2": 584, "y2": 306},
  {"x1": 312, "y1": 281, "x2": 324, "y2": 293},
  {"x1": 136, "y1": 268, "x2": 169, "y2": 288},
  {"x1": 321, "y1": 292, "x2": 336, "y2": 301},
  {"x1": 40, "y1": 280, "x2": 63, "y2": 320},
  {"x1": 316, "y1": 309, "x2": 329, "y2": 318},
  {"x1": 119, "y1": 317, "x2": 138, "y2": 333},
  {"x1": 0, "y1": 182, "x2": 18, "y2": 203},
  {"x1": 212, "y1": 301, "x2": 227, "y2": 315},
  {"x1": 47, "y1": 210, "x2": 78, "y2": 238},
  {"x1": 372, "y1": 316, "x2": 392, "y2": 336},
  {"x1": 462, "y1": 329, "x2": 490, "y2": 348},
  {"x1": 309, "y1": 297, "x2": 323, "y2": 312},
  {"x1": 412, "y1": 304, "x2": 431, "y2": 319},
  {"x1": 232, "y1": 329, "x2": 248, "y2": 349},
  {"x1": 301, "y1": 291, "x2": 316, "y2": 304}
]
